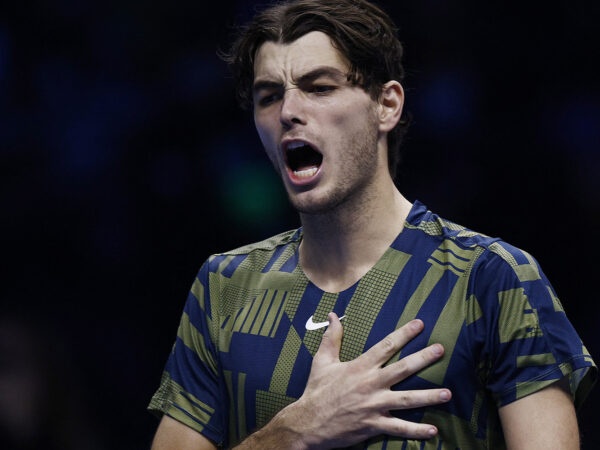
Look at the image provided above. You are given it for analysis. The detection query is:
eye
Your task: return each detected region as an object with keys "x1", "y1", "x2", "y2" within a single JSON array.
[
  {"x1": 258, "y1": 92, "x2": 282, "y2": 106},
  {"x1": 254, "y1": 87, "x2": 284, "y2": 107},
  {"x1": 309, "y1": 84, "x2": 335, "y2": 94}
]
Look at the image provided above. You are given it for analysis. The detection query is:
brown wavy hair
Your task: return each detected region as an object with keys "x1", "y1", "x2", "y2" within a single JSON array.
[{"x1": 220, "y1": 0, "x2": 411, "y2": 179}]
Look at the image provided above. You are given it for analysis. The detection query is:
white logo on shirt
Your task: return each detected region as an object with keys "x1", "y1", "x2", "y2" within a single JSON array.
[{"x1": 305, "y1": 314, "x2": 346, "y2": 330}]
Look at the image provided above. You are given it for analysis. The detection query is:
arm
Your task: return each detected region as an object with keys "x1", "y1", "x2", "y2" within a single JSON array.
[
  {"x1": 498, "y1": 377, "x2": 579, "y2": 450},
  {"x1": 151, "y1": 415, "x2": 217, "y2": 450}
]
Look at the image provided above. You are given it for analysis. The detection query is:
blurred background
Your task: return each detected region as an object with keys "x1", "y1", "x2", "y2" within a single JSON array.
[{"x1": 1, "y1": 0, "x2": 598, "y2": 448}]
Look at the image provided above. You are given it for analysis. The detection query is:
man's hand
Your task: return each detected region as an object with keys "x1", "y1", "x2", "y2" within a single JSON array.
[{"x1": 236, "y1": 313, "x2": 451, "y2": 450}]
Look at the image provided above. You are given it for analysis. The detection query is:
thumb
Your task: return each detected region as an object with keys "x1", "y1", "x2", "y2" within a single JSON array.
[{"x1": 313, "y1": 312, "x2": 343, "y2": 366}]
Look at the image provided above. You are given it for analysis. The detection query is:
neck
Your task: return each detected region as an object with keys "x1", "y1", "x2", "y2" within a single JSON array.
[{"x1": 298, "y1": 180, "x2": 412, "y2": 293}]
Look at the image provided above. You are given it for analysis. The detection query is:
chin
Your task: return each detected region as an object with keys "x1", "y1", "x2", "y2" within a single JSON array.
[{"x1": 288, "y1": 192, "x2": 345, "y2": 216}]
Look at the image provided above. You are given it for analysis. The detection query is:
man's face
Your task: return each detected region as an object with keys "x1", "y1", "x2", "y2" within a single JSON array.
[{"x1": 252, "y1": 31, "x2": 386, "y2": 215}]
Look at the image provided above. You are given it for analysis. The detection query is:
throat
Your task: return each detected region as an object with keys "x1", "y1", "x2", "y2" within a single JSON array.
[
  {"x1": 298, "y1": 227, "x2": 388, "y2": 294},
  {"x1": 298, "y1": 193, "x2": 413, "y2": 293},
  {"x1": 300, "y1": 247, "x2": 374, "y2": 294}
]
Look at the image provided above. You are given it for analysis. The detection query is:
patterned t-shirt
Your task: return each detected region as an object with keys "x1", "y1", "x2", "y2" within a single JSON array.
[{"x1": 148, "y1": 200, "x2": 596, "y2": 449}]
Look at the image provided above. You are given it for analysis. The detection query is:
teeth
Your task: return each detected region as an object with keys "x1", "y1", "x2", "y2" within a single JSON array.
[{"x1": 294, "y1": 167, "x2": 318, "y2": 178}]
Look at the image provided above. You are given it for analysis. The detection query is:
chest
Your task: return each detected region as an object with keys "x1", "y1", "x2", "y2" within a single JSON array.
[{"x1": 217, "y1": 264, "x2": 481, "y2": 401}]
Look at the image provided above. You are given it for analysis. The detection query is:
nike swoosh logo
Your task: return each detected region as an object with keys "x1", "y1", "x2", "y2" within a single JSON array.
[{"x1": 305, "y1": 314, "x2": 346, "y2": 330}]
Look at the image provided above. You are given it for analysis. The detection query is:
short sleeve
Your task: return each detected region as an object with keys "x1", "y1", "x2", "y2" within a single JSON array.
[
  {"x1": 148, "y1": 260, "x2": 225, "y2": 446},
  {"x1": 473, "y1": 242, "x2": 596, "y2": 408}
]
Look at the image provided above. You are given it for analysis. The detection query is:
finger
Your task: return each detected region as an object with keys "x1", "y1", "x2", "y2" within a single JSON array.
[
  {"x1": 360, "y1": 319, "x2": 424, "y2": 366},
  {"x1": 378, "y1": 387, "x2": 452, "y2": 411},
  {"x1": 376, "y1": 414, "x2": 440, "y2": 440},
  {"x1": 379, "y1": 343, "x2": 445, "y2": 385},
  {"x1": 313, "y1": 312, "x2": 343, "y2": 365}
]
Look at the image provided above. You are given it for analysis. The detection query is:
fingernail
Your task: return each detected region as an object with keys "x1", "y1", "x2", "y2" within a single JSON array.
[
  {"x1": 428, "y1": 427, "x2": 437, "y2": 436},
  {"x1": 440, "y1": 390, "x2": 450, "y2": 401},
  {"x1": 410, "y1": 319, "x2": 423, "y2": 331},
  {"x1": 431, "y1": 343, "x2": 443, "y2": 356}
]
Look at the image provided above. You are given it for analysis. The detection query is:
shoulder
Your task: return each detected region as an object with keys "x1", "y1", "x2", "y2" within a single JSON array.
[
  {"x1": 406, "y1": 201, "x2": 542, "y2": 279},
  {"x1": 193, "y1": 229, "x2": 302, "y2": 318},
  {"x1": 406, "y1": 200, "x2": 498, "y2": 248},
  {"x1": 216, "y1": 229, "x2": 301, "y2": 257},
  {"x1": 202, "y1": 228, "x2": 302, "y2": 276}
]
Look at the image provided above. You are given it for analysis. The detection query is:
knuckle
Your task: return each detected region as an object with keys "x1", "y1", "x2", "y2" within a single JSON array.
[
  {"x1": 397, "y1": 391, "x2": 411, "y2": 406},
  {"x1": 394, "y1": 363, "x2": 411, "y2": 380},
  {"x1": 380, "y1": 335, "x2": 397, "y2": 353}
]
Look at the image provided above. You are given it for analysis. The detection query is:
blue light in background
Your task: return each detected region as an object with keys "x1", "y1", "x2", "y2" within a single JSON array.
[
  {"x1": 34, "y1": 59, "x2": 150, "y2": 180},
  {"x1": 413, "y1": 67, "x2": 478, "y2": 138}
]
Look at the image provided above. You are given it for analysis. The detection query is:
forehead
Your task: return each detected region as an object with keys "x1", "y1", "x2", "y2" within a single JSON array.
[{"x1": 253, "y1": 31, "x2": 350, "y2": 82}]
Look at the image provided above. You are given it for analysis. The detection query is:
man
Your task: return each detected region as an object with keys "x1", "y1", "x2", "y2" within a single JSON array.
[{"x1": 148, "y1": 0, "x2": 596, "y2": 448}]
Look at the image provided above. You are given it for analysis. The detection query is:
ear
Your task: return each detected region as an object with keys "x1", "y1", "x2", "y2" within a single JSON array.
[{"x1": 377, "y1": 81, "x2": 404, "y2": 133}]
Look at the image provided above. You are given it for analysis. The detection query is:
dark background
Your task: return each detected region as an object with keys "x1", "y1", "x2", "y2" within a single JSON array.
[{"x1": 1, "y1": 0, "x2": 598, "y2": 448}]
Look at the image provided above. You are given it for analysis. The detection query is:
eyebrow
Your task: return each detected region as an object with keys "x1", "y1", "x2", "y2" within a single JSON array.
[{"x1": 253, "y1": 66, "x2": 348, "y2": 93}]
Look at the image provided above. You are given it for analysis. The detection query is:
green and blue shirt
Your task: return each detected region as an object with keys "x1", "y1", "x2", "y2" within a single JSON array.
[{"x1": 149, "y1": 201, "x2": 596, "y2": 449}]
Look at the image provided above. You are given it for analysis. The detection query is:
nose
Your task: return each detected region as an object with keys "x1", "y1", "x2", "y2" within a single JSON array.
[{"x1": 280, "y1": 88, "x2": 305, "y2": 129}]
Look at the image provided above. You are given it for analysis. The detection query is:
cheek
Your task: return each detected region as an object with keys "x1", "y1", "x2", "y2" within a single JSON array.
[
  {"x1": 254, "y1": 110, "x2": 274, "y2": 140},
  {"x1": 254, "y1": 116, "x2": 271, "y2": 147},
  {"x1": 327, "y1": 99, "x2": 372, "y2": 128},
  {"x1": 264, "y1": 148, "x2": 279, "y2": 170},
  {"x1": 254, "y1": 122, "x2": 280, "y2": 169}
]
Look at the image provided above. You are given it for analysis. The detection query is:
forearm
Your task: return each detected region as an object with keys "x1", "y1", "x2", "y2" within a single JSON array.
[{"x1": 232, "y1": 401, "x2": 313, "y2": 450}]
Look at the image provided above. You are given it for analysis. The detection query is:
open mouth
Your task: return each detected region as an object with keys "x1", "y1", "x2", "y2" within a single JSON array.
[{"x1": 285, "y1": 141, "x2": 323, "y2": 179}]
